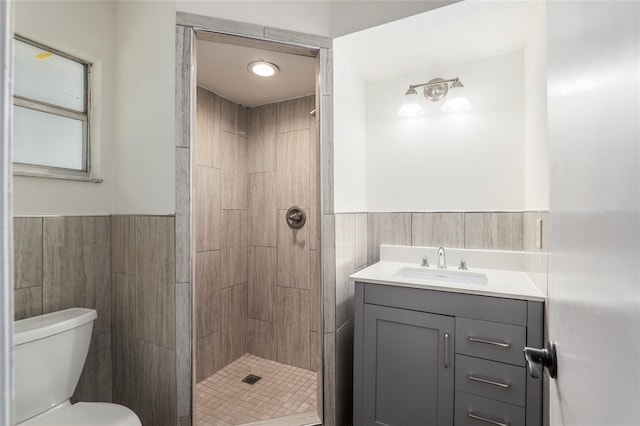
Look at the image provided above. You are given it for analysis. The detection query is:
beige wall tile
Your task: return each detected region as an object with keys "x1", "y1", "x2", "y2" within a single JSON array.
[
  {"x1": 13, "y1": 217, "x2": 42, "y2": 289},
  {"x1": 320, "y1": 94, "x2": 334, "y2": 215},
  {"x1": 137, "y1": 341, "x2": 177, "y2": 426},
  {"x1": 195, "y1": 87, "x2": 221, "y2": 169},
  {"x1": 221, "y1": 283, "x2": 248, "y2": 366},
  {"x1": 310, "y1": 331, "x2": 320, "y2": 372},
  {"x1": 354, "y1": 214, "x2": 368, "y2": 269},
  {"x1": 317, "y1": 367, "x2": 324, "y2": 421},
  {"x1": 248, "y1": 318, "x2": 277, "y2": 361},
  {"x1": 74, "y1": 331, "x2": 112, "y2": 403},
  {"x1": 336, "y1": 214, "x2": 356, "y2": 328},
  {"x1": 220, "y1": 96, "x2": 247, "y2": 137},
  {"x1": 14, "y1": 286, "x2": 42, "y2": 320},
  {"x1": 195, "y1": 166, "x2": 221, "y2": 252},
  {"x1": 175, "y1": 282, "x2": 191, "y2": 419},
  {"x1": 112, "y1": 273, "x2": 137, "y2": 408},
  {"x1": 309, "y1": 96, "x2": 319, "y2": 169},
  {"x1": 323, "y1": 332, "x2": 336, "y2": 424},
  {"x1": 248, "y1": 173, "x2": 276, "y2": 247},
  {"x1": 248, "y1": 246, "x2": 276, "y2": 322},
  {"x1": 309, "y1": 169, "x2": 319, "y2": 250},
  {"x1": 196, "y1": 250, "x2": 221, "y2": 339},
  {"x1": 277, "y1": 96, "x2": 312, "y2": 133},
  {"x1": 276, "y1": 130, "x2": 310, "y2": 209},
  {"x1": 276, "y1": 210, "x2": 310, "y2": 289},
  {"x1": 464, "y1": 212, "x2": 524, "y2": 251},
  {"x1": 323, "y1": 214, "x2": 336, "y2": 333},
  {"x1": 247, "y1": 103, "x2": 277, "y2": 173},
  {"x1": 196, "y1": 332, "x2": 221, "y2": 382},
  {"x1": 411, "y1": 212, "x2": 465, "y2": 248},
  {"x1": 276, "y1": 287, "x2": 310, "y2": 369},
  {"x1": 310, "y1": 249, "x2": 320, "y2": 333},
  {"x1": 136, "y1": 216, "x2": 176, "y2": 350},
  {"x1": 367, "y1": 213, "x2": 411, "y2": 264},
  {"x1": 111, "y1": 216, "x2": 136, "y2": 275},
  {"x1": 221, "y1": 210, "x2": 248, "y2": 287},
  {"x1": 42, "y1": 217, "x2": 111, "y2": 335},
  {"x1": 221, "y1": 131, "x2": 248, "y2": 209},
  {"x1": 175, "y1": 147, "x2": 191, "y2": 285}
]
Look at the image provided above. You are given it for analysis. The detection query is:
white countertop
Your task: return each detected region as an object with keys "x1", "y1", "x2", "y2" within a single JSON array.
[{"x1": 349, "y1": 261, "x2": 546, "y2": 302}]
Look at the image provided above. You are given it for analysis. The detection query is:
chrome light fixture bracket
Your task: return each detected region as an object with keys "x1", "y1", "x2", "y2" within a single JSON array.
[
  {"x1": 423, "y1": 78, "x2": 449, "y2": 102},
  {"x1": 406, "y1": 77, "x2": 462, "y2": 102}
]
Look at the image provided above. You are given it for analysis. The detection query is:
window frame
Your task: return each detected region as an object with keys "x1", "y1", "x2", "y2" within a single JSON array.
[{"x1": 12, "y1": 35, "x2": 97, "y2": 182}]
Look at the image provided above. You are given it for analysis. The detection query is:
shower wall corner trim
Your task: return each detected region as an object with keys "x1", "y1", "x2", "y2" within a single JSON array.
[{"x1": 0, "y1": 0, "x2": 14, "y2": 424}]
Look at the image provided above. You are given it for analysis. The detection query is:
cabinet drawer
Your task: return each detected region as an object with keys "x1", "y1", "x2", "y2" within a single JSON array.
[
  {"x1": 455, "y1": 355, "x2": 526, "y2": 407},
  {"x1": 455, "y1": 391, "x2": 525, "y2": 426},
  {"x1": 363, "y1": 283, "x2": 528, "y2": 325},
  {"x1": 456, "y1": 317, "x2": 526, "y2": 366}
]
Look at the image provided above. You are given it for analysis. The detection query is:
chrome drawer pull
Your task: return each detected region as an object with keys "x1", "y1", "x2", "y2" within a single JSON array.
[
  {"x1": 444, "y1": 333, "x2": 450, "y2": 368},
  {"x1": 468, "y1": 412, "x2": 509, "y2": 426},
  {"x1": 468, "y1": 336, "x2": 511, "y2": 348},
  {"x1": 468, "y1": 375, "x2": 511, "y2": 388}
]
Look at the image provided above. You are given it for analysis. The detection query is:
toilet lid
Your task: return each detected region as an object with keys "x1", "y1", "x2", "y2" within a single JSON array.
[{"x1": 21, "y1": 402, "x2": 142, "y2": 426}]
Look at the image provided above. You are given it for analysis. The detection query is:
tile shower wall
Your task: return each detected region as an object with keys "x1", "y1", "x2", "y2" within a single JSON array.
[
  {"x1": 195, "y1": 87, "x2": 320, "y2": 381},
  {"x1": 247, "y1": 95, "x2": 320, "y2": 373},
  {"x1": 13, "y1": 216, "x2": 112, "y2": 403},
  {"x1": 111, "y1": 215, "x2": 177, "y2": 426},
  {"x1": 195, "y1": 87, "x2": 249, "y2": 382}
]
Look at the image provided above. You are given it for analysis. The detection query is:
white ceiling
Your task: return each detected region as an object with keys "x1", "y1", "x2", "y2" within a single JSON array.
[
  {"x1": 335, "y1": 0, "x2": 537, "y2": 82},
  {"x1": 196, "y1": 39, "x2": 316, "y2": 107}
]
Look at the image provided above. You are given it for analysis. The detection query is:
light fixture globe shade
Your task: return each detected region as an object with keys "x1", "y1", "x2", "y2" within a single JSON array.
[
  {"x1": 441, "y1": 84, "x2": 471, "y2": 112},
  {"x1": 398, "y1": 90, "x2": 424, "y2": 118},
  {"x1": 248, "y1": 60, "x2": 279, "y2": 77}
]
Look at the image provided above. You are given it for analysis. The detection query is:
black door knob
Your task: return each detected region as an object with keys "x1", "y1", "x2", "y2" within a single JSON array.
[{"x1": 524, "y1": 341, "x2": 557, "y2": 379}]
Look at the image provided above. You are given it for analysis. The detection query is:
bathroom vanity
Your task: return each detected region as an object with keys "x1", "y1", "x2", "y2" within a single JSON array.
[{"x1": 351, "y1": 247, "x2": 545, "y2": 426}]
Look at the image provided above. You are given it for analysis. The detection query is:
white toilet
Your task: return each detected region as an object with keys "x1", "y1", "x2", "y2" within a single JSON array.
[{"x1": 14, "y1": 308, "x2": 141, "y2": 426}]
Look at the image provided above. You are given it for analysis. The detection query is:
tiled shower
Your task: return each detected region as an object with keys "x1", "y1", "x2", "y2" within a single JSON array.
[{"x1": 194, "y1": 86, "x2": 321, "y2": 424}]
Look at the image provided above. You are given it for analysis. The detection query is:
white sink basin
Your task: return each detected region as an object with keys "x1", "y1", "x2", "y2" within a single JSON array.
[{"x1": 393, "y1": 267, "x2": 488, "y2": 285}]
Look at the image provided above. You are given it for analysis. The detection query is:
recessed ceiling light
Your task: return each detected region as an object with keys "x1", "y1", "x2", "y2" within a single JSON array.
[{"x1": 248, "y1": 60, "x2": 279, "y2": 77}]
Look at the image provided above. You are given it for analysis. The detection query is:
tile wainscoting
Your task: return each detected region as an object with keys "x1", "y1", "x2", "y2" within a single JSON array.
[
  {"x1": 13, "y1": 215, "x2": 178, "y2": 426},
  {"x1": 13, "y1": 216, "x2": 112, "y2": 404}
]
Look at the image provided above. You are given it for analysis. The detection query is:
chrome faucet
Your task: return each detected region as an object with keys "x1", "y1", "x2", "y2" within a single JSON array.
[
  {"x1": 437, "y1": 247, "x2": 447, "y2": 269},
  {"x1": 421, "y1": 255, "x2": 429, "y2": 267}
]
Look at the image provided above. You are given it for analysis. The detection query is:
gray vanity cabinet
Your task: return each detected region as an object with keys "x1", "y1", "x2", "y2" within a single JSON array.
[
  {"x1": 362, "y1": 304, "x2": 454, "y2": 426},
  {"x1": 353, "y1": 281, "x2": 544, "y2": 426}
]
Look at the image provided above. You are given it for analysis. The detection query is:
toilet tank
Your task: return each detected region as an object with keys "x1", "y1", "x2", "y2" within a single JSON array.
[{"x1": 14, "y1": 308, "x2": 98, "y2": 424}]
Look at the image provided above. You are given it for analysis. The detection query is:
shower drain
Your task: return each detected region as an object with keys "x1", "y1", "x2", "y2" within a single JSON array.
[{"x1": 241, "y1": 374, "x2": 262, "y2": 385}]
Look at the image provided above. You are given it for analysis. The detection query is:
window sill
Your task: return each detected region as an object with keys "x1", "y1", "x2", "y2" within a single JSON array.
[{"x1": 13, "y1": 165, "x2": 103, "y2": 183}]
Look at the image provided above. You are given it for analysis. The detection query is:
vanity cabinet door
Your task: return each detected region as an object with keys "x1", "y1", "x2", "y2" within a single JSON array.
[{"x1": 362, "y1": 304, "x2": 455, "y2": 426}]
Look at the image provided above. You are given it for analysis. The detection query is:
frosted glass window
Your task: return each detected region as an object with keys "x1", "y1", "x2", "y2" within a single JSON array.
[
  {"x1": 14, "y1": 106, "x2": 84, "y2": 170},
  {"x1": 13, "y1": 36, "x2": 90, "y2": 175},
  {"x1": 14, "y1": 38, "x2": 86, "y2": 112}
]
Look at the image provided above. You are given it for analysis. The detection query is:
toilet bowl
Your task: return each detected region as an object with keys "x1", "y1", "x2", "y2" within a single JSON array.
[{"x1": 14, "y1": 308, "x2": 141, "y2": 426}]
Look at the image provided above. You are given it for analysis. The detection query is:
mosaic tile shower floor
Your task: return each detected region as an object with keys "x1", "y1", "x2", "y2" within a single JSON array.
[{"x1": 196, "y1": 353, "x2": 317, "y2": 426}]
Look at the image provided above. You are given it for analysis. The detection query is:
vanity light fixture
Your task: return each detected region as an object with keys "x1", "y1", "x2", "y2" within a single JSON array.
[
  {"x1": 398, "y1": 77, "x2": 470, "y2": 117},
  {"x1": 247, "y1": 59, "x2": 279, "y2": 77},
  {"x1": 441, "y1": 79, "x2": 471, "y2": 112},
  {"x1": 397, "y1": 87, "x2": 424, "y2": 117}
]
